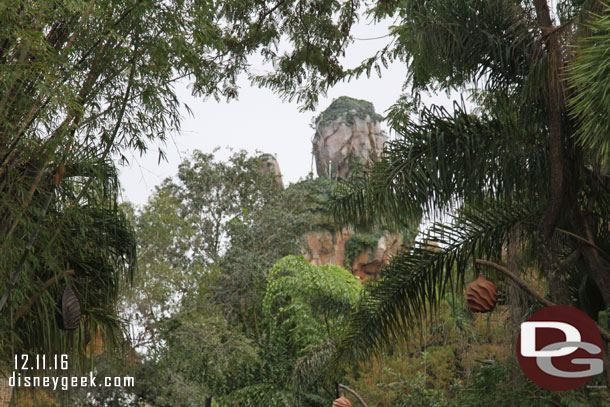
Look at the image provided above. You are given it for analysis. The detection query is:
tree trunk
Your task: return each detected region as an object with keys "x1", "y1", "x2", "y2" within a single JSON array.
[
  {"x1": 533, "y1": 0, "x2": 571, "y2": 305},
  {"x1": 572, "y1": 209, "x2": 610, "y2": 308}
]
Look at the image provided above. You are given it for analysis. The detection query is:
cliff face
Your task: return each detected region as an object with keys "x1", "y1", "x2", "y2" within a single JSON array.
[
  {"x1": 261, "y1": 97, "x2": 408, "y2": 280},
  {"x1": 312, "y1": 96, "x2": 387, "y2": 179},
  {"x1": 303, "y1": 228, "x2": 402, "y2": 280},
  {"x1": 305, "y1": 97, "x2": 402, "y2": 279}
]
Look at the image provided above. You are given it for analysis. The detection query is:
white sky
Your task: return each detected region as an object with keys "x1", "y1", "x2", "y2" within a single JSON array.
[{"x1": 118, "y1": 16, "x2": 454, "y2": 207}]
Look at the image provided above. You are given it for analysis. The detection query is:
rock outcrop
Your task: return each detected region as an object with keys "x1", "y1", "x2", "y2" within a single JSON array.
[
  {"x1": 313, "y1": 96, "x2": 387, "y2": 179},
  {"x1": 303, "y1": 228, "x2": 403, "y2": 280},
  {"x1": 259, "y1": 153, "x2": 284, "y2": 188},
  {"x1": 260, "y1": 97, "x2": 411, "y2": 280}
]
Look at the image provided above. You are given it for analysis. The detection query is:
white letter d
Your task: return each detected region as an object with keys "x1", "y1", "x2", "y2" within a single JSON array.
[{"x1": 520, "y1": 322, "x2": 580, "y2": 357}]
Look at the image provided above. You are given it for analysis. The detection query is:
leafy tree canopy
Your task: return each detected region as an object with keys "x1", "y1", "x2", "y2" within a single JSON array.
[
  {"x1": 327, "y1": 0, "x2": 610, "y2": 372},
  {"x1": 0, "y1": 0, "x2": 362, "y2": 365}
]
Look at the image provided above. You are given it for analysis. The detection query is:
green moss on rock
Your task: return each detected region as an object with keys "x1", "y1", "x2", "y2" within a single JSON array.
[
  {"x1": 315, "y1": 96, "x2": 383, "y2": 128},
  {"x1": 344, "y1": 232, "x2": 382, "y2": 269},
  {"x1": 284, "y1": 176, "x2": 339, "y2": 230}
]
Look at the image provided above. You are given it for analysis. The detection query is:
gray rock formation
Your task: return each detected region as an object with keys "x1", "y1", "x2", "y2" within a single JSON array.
[{"x1": 313, "y1": 96, "x2": 387, "y2": 179}]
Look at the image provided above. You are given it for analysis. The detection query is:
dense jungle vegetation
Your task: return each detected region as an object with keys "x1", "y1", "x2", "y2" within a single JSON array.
[{"x1": 2, "y1": 0, "x2": 610, "y2": 406}]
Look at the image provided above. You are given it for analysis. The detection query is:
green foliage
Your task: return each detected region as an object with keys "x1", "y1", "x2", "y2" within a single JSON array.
[
  {"x1": 263, "y1": 255, "x2": 362, "y2": 350},
  {"x1": 250, "y1": 256, "x2": 362, "y2": 406},
  {"x1": 123, "y1": 149, "x2": 312, "y2": 335},
  {"x1": 568, "y1": 4, "x2": 610, "y2": 161},
  {"x1": 136, "y1": 305, "x2": 260, "y2": 407},
  {"x1": 368, "y1": 359, "x2": 610, "y2": 407},
  {"x1": 315, "y1": 96, "x2": 383, "y2": 128},
  {"x1": 50, "y1": 352, "x2": 137, "y2": 407},
  {"x1": 345, "y1": 298, "x2": 608, "y2": 407},
  {"x1": 371, "y1": 0, "x2": 539, "y2": 93},
  {"x1": 392, "y1": 373, "x2": 453, "y2": 407},
  {"x1": 1, "y1": 159, "x2": 136, "y2": 372},
  {"x1": 332, "y1": 97, "x2": 548, "y2": 229},
  {"x1": 223, "y1": 384, "x2": 298, "y2": 407},
  {"x1": 343, "y1": 233, "x2": 382, "y2": 269},
  {"x1": 1, "y1": 0, "x2": 362, "y2": 366},
  {"x1": 173, "y1": 149, "x2": 281, "y2": 264},
  {"x1": 327, "y1": 0, "x2": 610, "y2": 375},
  {"x1": 284, "y1": 176, "x2": 339, "y2": 230},
  {"x1": 332, "y1": 203, "x2": 541, "y2": 369},
  {"x1": 454, "y1": 360, "x2": 609, "y2": 407},
  {"x1": 114, "y1": 152, "x2": 365, "y2": 407}
]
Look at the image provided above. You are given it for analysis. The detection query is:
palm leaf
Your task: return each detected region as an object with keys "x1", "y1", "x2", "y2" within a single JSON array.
[
  {"x1": 331, "y1": 98, "x2": 549, "y2": 229},
  {"x1": 568, "y1": 4, "x2": 610, "y2": 161},
  {"x1": 330, "y1": 202, "x2": 542, "y2": 370},
  {"x1": 292, "y1": 340, "x2": 335, "y2": 398},
  {"x1": 385, "y1": 0, "x2": 539, "y2": 92}
]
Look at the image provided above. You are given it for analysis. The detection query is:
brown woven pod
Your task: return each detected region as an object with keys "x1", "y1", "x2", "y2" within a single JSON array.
[
  {"x1": 332, "y1": 396, "x2": 352, "y2": 407},
  {"x1": 465, "y1": 274, "x2": 498, "y2": 313},
  {"x1": 58, "y1": 285, "x2": 81, "y2": 330}
]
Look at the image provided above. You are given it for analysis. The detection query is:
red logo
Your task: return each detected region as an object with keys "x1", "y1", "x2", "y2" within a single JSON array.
[{"x1": 516, "y1": 306, "x2": 604, "y2": 390}]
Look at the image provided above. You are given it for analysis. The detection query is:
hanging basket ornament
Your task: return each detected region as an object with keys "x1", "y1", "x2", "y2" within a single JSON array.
[
  {"x1": 57, "y1": 285, "x2": 81, "y2": 330},
  {"x1": 332, "y1": 396, "x2": 352, "y2": 407},
  {"x1": 465, "y1": 273, "x2": 498, "y2": 313}
]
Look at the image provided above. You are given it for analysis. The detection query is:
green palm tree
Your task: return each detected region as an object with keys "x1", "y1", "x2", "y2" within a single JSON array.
[{"x1": 330, "y1": 0, "x2": 610, "y2": 366}]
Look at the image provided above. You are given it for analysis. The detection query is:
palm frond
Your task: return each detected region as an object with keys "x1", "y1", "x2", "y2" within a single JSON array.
[
  {"x1": 330, "y1": 201, "x2": 542, "y2": 370},
  {"x1": 292, "y1": 340, "x2": 335, "y2": 398},
  {"x1": 331, "y1": 98, "x2": 549, "y2": 229},
  {"x1": 568, "y1": 4, "x2": 610, "y2": 161},
  {"x1": 389, "y1": 0, "x2": 539, "y2": 92}
]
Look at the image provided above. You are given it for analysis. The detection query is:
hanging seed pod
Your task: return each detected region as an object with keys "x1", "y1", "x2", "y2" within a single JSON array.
[
  {"x1": 466, "y1": 274, "x2": 498, "y2": 313},
  {"x1": 332, "y1": 396, "x2": 352, "y2": 407},
  {"x1": 57, "y1": 285, "x2": 81, "y2": 330}
]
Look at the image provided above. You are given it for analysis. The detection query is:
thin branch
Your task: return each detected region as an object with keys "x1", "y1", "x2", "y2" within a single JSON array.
[
  {"x1": 475, "y1": 259, "x2": 610, "y2": 341},
  {"x1": 253, "y1": 0, "x2": 286, "y2": 33},
  {"x1": 476, "y1": 259, "x2": 554, "y2": 307},
  {"x1": 521, "y1": 221, "x2": 610, "y2": 262},
  {"x1": 339, "y1": 384, "x2": 368, "y2": 407}
]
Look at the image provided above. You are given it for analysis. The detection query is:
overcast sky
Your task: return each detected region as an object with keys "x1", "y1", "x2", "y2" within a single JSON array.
[{"x1": 117, "y1": 16, "x2": 454, "y2": 207}]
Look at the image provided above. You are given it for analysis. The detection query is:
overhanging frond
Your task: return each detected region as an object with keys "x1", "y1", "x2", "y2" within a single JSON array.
[
  {"x1": 568, "y1": 4, "x2": 610, "y2": 161},
  {"x1": 331, "y1": 99, "x2": 549, "y2": 229},
  {"x1": 389, "y1": 0, "x2": 539, "y2": 92},
  {"x1": 330, "y1": 201, "x2": 542, "y2": 371}
]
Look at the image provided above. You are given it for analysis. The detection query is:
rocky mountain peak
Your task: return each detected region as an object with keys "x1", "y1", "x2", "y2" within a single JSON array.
[
  {"x1": 259, "y1": 153, "x2": 283, "y2": 188},
  {"x1": 313, "y1": 96, "x2": 387, "y2": 179}
]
